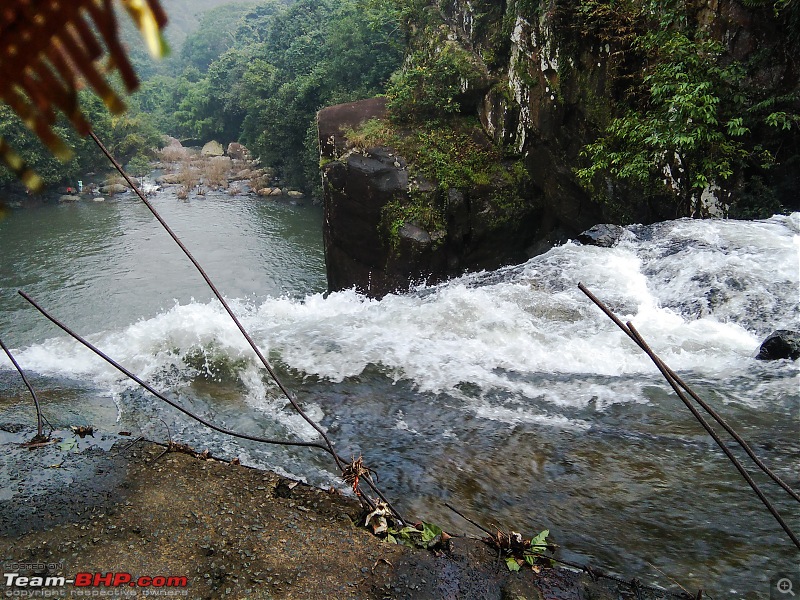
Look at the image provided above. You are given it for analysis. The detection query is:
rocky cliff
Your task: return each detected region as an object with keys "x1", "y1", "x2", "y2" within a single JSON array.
[
  {"x1": 319, "y1": 0, "x2": 799, "y2": 297},
  {"x1": 319, "y1": 98, "x2": 542, "y2": 297}
]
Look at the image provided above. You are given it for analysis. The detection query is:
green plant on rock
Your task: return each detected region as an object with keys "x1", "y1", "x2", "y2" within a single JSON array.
[
  {"x1": 386, "y1": 48, "x2": 464, "y2": 121},
  {"x1": 342, "y1": 118, "x2": 395, "y2": 150},
  {"x1": 407, "y1": 118, "x2": 522, "y2": 192},
  {"x1": 576, "y1": 29, "x2": 749, "y2": 216},
  {"x1": 488, "y1": 189, "x2": 528, "y2": 226},
  {"x1": 415, "y1": 127, "x2": 490, "y2": 188},
  {"x1": 386, "y1": 521, "x2": 445, "y2": 548},
  {"x1": 345, "y1": 114, "x2": 531, "y2": 246},
  {"x1": 506, "y1": 529, "x2": 550, "y2": 571},
  {"x1": 386, "y1": 17, "x2": 488, "y2": 125},
  {"x1": 381, "y1": 194, "x2": 445, "y2": 249},
  {"x1": 348, "y1": 116, "x2": 520, "y2": 193}
]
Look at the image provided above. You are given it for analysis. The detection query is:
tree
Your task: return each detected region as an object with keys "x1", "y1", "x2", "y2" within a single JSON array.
[
  {"x1": 179, "y1": 3, "x2": 254, "y2": 72},
  {"x1": 0, "y1": 90, "x2": 160, "y2": 188},
  {"x1": 78, "y1": 0, "x2": 404, "y2": 191},
  {"x1": 234, "y1": 0, "x2": 404, "y2": 188}
]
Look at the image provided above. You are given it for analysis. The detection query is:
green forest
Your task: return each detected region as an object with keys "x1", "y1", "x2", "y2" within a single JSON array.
[{"x1": 0, "y1": 0, "x2": 405, "y2": 191}]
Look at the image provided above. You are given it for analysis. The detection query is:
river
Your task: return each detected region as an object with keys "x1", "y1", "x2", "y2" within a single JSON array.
[{"x1": 1, "y1": 188, "x2": 798, "y2": 598}]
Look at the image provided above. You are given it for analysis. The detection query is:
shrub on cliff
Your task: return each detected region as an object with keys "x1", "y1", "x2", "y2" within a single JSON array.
[
  {"x1": 386, "y1": 42, "x2": 488, "y2": 122},
  {"x1": 574, "y1": 0, "x2": 800, "y2": 219},
  {"x1": 576, "y1": 30, "x2": 748, "y2": 217}
]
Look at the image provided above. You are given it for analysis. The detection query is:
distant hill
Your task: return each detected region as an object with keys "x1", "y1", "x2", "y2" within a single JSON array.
[
  {"x1": 120, "y1": 0, "x2": 258, "y2": 79},
  {"x1": 159, "y1": 0, "x2": 258, "y2": 48}
]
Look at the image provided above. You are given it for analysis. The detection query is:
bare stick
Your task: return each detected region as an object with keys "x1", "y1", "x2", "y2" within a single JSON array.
[
  {"x1": 149, "y1": 418, "x2": 173, "y2": 463},
  {"x1": 19, "y1": 290, "x2": 336, "y2": 456},
  {"x1": 646, "y1": 560, "x2": 695, "y2": 599},
  {"x1": 88, "y1": 131, "x2": 405, "y2": 522},
  {"x1": 0, "y1": 336, "x2": 46, "y2": 440},
  {"x1": 578, "y1": 283, "x2": 800, "y2": 504},
  {"x1": 18, "y1": 293, "x2": 387, "y2": 517},
  {"x1": 578, "y1": 283, "x2": 799, "y2": 549},
  {"x1": 88, "y1": 131, "x2": 344, "y2": 470},
  {"x1": 444, "y1": 502, "x2": 495, "y2": 537},
  {"x1": 627, "y1": 321, "x2": 799, "y2": 549}
]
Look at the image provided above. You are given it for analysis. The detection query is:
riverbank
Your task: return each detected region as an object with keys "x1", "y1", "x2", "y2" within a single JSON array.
[{"x1": 0, "y1": 426, "x2": 670, "y2": 599}]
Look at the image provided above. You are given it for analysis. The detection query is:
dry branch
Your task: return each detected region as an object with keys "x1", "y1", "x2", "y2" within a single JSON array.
[{"x1": 578, "y1": 282, "x2": 800, "y2": 550}]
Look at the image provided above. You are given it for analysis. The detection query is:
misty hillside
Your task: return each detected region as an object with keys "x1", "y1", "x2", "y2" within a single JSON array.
[
  {"x1": 159, "y1": 0, "x2": 258, "y2": 47},
  {"x1": 119, "y1": 0, "x2": 261, "y2": 79}
]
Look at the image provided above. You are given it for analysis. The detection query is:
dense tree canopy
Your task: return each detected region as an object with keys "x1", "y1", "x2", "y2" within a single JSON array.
[
  {"x1": 0, "y1": 92, "x2": 161, "y2": 189},
  {"x1": 6, "y1": 0, "x2": 793, "y2": 216},
  {"x1": 135, "y1": 0, "x2": 405, "y2": 188},
  {"x1": 1, "y1": 0, "x2": 404, "y2": 192}
]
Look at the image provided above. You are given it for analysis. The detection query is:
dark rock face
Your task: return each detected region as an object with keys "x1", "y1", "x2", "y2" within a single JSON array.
[
  {"x1": 320, "y1": 100, "x2": 551, "y2": 297},
  {"x1": 322, "y1": 147, "x2": 413, "y2": 297},
  {"x1": 318, "y1": 98, "x2": 388, "y2": 160},
  {"x1": 756, "y1": 330, "x2": 800, "y2": 361},
  {"x1": 577, "y1": 224, "x2": 626, "y2": 248},
  {"x1": 321, "y1": 144, "x2": 542, "y2": 297}
]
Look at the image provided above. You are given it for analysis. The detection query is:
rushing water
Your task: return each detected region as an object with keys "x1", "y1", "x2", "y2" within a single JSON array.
[{"x1": 1, "y1": 189, "x2": 798, "y2": 598}]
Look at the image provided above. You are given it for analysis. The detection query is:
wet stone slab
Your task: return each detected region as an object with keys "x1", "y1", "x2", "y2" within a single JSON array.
[{"x1": 0, "y1": 427, "x2": 671, "y2": 599}]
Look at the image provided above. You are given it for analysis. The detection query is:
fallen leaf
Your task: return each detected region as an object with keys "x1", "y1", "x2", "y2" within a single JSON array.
[{"x1": 506, "y1": 557, "x2": 521, "y2": 572}]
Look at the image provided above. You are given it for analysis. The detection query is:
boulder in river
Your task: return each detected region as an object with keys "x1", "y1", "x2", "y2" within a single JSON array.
[
  {"x1": 226, "y1": 142, "x2": 249, "y2": 160},
  {"x1": 577, "y1": 224, "x2": 626, "y2": 248},
  {"x1": 59, "y1": 195, "x2": 80, "y2": 203},
  {"x1": 230, "y1": 169, "x2": 252, "y2": 182},
  {"x1": 156, "y1": 173, "x2": 182, "y2": 185},
  {"x1": 755, "y1": 330, "x2": 800, "y2": 360},
  {"x1": 100, "y1": 183, "x2": 128, "y2": 195}
]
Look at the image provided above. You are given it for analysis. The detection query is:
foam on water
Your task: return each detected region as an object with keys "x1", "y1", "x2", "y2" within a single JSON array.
[{"x1": 2, "y1": 214, "x2": 797, "y2": 425}]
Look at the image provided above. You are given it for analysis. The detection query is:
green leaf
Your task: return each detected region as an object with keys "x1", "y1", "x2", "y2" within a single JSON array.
[
  {"x1": 524, "y1": 554, "x2": 537, "y2": 566},
  {"x1": 506, "y1": 557, "x2": 521, "y2": 572},
  {"x1": 529, "y1": 529, "x2": 549, "y2": 552},
  {"x1": 421, "y1": 522, "x2": 443, "y2": 543},
  {"x1": 58, "y1": 437, "x2": 77, "y2": 452},
  {"x1": 395, "y1": 537, "x2": 416, "y2": 548}
]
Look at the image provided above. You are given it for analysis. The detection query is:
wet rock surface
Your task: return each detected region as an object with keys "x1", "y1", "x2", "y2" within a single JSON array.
[
  {"x1": 756, "y1": 330, "x2": 800, "y2": 361},
  {"x1": 0, "y1": 427, "x2": 667, "y2": 599},
  {"x1": 577, "y1": 224, "x2": 626, "y2": 248}
]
